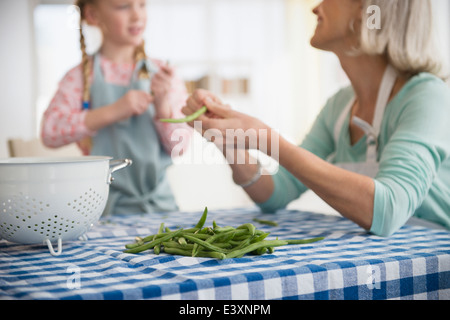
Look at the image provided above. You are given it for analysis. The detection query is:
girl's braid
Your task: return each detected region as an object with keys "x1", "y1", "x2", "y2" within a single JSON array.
[
  {"x1": 135, "y1": 40, "x2": 150, "y2": 80},
  {"x1": 76, "y1": 0, "x2": 92, "y2": 109},
  {"x1": 76, "y1": 0, "x2": 93, "y2": 152}
]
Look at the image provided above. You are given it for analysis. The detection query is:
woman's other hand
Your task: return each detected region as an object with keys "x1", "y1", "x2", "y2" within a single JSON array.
[{"x1": 183, "y1": 89, "x2": 224, "y2": 121}]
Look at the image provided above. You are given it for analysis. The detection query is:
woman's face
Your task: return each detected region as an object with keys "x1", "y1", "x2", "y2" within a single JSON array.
[
  {"x1": 310, "y1": 0, "x2": 362, "y2": 53},
  {"x1": 85, "y1": 0, "x2": 148, "y2": 47}
]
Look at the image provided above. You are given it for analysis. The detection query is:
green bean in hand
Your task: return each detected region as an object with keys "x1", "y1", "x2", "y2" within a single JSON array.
[{"x1": 159, "y1": 106, "x2": 207, "y2": 123}]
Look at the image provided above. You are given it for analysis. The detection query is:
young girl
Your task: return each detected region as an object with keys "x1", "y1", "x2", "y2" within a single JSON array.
[{"x1": 41, "y1": 0, "x2": 192, "y2": 215}]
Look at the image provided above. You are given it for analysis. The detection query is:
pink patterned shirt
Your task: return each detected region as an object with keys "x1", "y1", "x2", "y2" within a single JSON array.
[{"x1": 41, "y1": 56, "x2": 192, "y2": 156}]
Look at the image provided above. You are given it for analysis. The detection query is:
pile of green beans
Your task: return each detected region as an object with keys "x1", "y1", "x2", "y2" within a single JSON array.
[{"x1": 124, "y1": 207, "x2": 324, "y2": 259}]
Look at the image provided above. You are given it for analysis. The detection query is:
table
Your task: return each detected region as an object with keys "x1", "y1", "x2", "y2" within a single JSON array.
[{"x1": 1, "y1": 208, "x2": 449, "y2": 300}]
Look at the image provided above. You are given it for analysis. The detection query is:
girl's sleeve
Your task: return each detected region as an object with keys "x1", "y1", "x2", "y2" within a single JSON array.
[
  {"x1": 152, "y1": 63, "x2": 193, "y2": 157},
  {"x1": 41, "y1": 65, "x2": 96, "y2": 150},
  {"x1": 371, "y1": 82, "x2": 450, "y2": 236}
]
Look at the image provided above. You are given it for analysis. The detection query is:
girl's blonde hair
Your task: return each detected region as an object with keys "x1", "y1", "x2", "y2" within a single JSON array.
[
  {"x1": 359, "y1": 0, "x2": 447, "y2": 79},
  {"x1": 75, "y1": 0, "x2": 150, "y2": 107}
]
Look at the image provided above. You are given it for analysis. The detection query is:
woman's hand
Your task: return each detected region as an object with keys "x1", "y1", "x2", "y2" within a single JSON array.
[
  {"x1": 183, "y1": 89, "x2": 272, "y2": 152},
  {"x1": 183, "y1": 89, "x2": 224, "y2": 120},
  {"x1": 151, "y1": 64, "x2": 175, "y2": 119}
]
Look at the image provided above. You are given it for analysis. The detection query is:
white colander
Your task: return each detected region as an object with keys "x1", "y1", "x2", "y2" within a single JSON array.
[{"x1": 0, "y1": 156, "x2": 132, "y2": 255}]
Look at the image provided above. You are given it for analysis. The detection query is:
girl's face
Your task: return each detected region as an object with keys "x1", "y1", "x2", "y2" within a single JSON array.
[
  {"x1": 86, "y1": 0, "x2": 147, "y2": 47},
  {"x1": 310, "y1": 0, "x2": 362, "y2": 53}
]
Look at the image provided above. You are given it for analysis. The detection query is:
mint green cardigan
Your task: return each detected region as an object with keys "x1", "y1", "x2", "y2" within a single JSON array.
[{"x1": 258, "y1": 73, "x2": 450, "y2": 236}]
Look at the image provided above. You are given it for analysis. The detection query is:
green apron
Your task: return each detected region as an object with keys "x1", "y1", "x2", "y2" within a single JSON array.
[{"x1": 89, "y1": 53, "x2": 178, "y2": 215}]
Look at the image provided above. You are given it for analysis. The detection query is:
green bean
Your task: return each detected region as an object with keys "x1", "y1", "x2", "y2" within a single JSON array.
[
  {"x1": 191, "y1": 223, "x2": 210, "y2": 256},
  {"x1": 182, "y1": 227, "x2": 201, "y2": 234},
  {"x1": 153, "y1": 223, "x2": 165, "y2": 255},
  {"x1": 181, "y1": 232, "x2": 210, "y2": 240},
  {"x1": 237, "y1": 223, "x2": 256, "y2": 236},
  {"x1": 252, "y1": 218, "x2": 279, "y2": 227},
  {"x1": 226, "y1": 240, "x2": 289, "y2": 259},
  {"x1": 187, "y1": 228, "x2": 212, "y2": 256},
  {"x1": 229, "y1": 234, "x2": 261, "y2": 253},
  {"x1": 124, "y1": 229, "x2": 183, "y2": 254},
  {"x1": 195, "y1": 207, "x2": 208, "y2": 229},
  {"x1": 250, "y1": 232, "x2": 270, "y2": 243},
  {"x1": 124, "y1": 226, "x2": 196, "y2": 249},
  {"x1": 232, "y1": 232, "x2": 256, "y2": 241},
  {"x1": 207, "y1": 229, "x2": 236, "y2": 244},
  {"x1": 252, "y1": 247, "x2": 268, "y2": 255},
  {"x1": 229, "y1": 236, "x2": 254, "y2": 251},
  {"x1": 183, "y1": 234, "x2": 230, "y2": 254},
  {"x1": 214, "y1": 226, "x2": 235, "y2": 233},
  {"x1": 192, "y1": 243, "x2": 199, "y2": 257},
  {"x1": 163, "y1": 241, "x2": 193, "y2": 249},
  {"x1": 163, "y1": 241, "x2": 231, "y2": 250},
  {"x1": 125, "y1": 230, "x2": 178, "y2": 249},
  {"x1": 178, "y1": 237, "x2": 187, "y2": 246},
  {"x1": 285, "y1": 237, "x2": 325, "y2": 245},
  {"x1": 163, "y1": 247, "x2": 226, "y2": 260},
  {"x1": 192, "y1": 229, "x2": 236, "y2": 257},
  {"x1": 196, "y1": 251, "x2": 226, "y2": 259},
  {"x1": 159, "y1": 106, "x2": 207, "y2": 123},
  {"x1": 125, "y1": 238, "x2": 148, "y2": 249},
  {"x1": 133, "y1": 236, "x2": 144, "y2": 246}
]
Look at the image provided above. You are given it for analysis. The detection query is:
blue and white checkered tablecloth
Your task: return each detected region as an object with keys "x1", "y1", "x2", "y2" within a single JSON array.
[{"x1": 1, "y1": 208, "x2": 449, "y2": 300}]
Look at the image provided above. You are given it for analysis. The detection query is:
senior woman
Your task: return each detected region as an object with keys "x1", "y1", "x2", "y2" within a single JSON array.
[{"x1": 182, "y1": 0, "x2": 450, "y2": 236}]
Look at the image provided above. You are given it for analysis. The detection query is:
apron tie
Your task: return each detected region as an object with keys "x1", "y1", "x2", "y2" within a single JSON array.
[{"x1": 330, "y1": 64, "x2": 398, "y2": 178}]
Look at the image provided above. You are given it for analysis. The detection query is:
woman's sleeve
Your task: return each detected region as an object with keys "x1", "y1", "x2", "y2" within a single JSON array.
[
  {"x1": 40, "y1": 65, "x2": 96, "y2": 149},
  {"x1": 371, "y1": 82, "x2": 450, "y2": 236},
  {"x1": 257, "y1": 95, "x2": 338, "y2": 213}
]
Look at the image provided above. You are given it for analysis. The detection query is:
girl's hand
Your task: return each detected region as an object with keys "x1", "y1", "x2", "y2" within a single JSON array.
[
  {"x1": 151, "y1": 64, "x2": 174, "y2": 119},
  {"x1": 183, "y1": 89, "x2": 272, "y2": 152},
  {"x1": 112, "y1": 89, "x2": 154, "y2": 122}
]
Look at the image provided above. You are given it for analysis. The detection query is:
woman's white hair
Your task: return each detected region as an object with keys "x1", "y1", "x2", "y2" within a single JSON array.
[{"x1": 359, "y1": 0, "x2": 447, "y2": 79}]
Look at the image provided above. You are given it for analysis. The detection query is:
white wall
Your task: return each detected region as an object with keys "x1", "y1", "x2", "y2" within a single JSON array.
[
  {"x1": 432, "y1": 0, "x2": 450, "y2": 80},
  {"x1": 0, "y1": 0, "x2": 37, "y2": 158}
]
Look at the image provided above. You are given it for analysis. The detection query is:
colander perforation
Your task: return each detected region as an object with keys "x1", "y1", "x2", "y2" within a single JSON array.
[
  {"x1": 25, "y1": 214, "x2": 81, "y2": 239},
  {"x1": 67, "y1": 188, "x2": 105, "y2": 228},
  {"x1": 0, "y1": 221, "x2": 20, "y2": 237},
  {"x1": 2, "y1": 194, "x2": 49, "y2": 217}
]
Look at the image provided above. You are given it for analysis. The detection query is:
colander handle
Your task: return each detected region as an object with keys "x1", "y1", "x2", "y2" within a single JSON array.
[{"x1": 108, "y1": 159, "x2": 133, "y2": 184}]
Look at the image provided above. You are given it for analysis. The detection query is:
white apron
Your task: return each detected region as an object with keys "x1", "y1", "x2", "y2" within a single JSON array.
[
  {"x1": 331, "y1": 64, "x2": 398, "y2": 178},
  {"x1": 298, "y1": 65, "x2": 398, "y2": 215}
]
